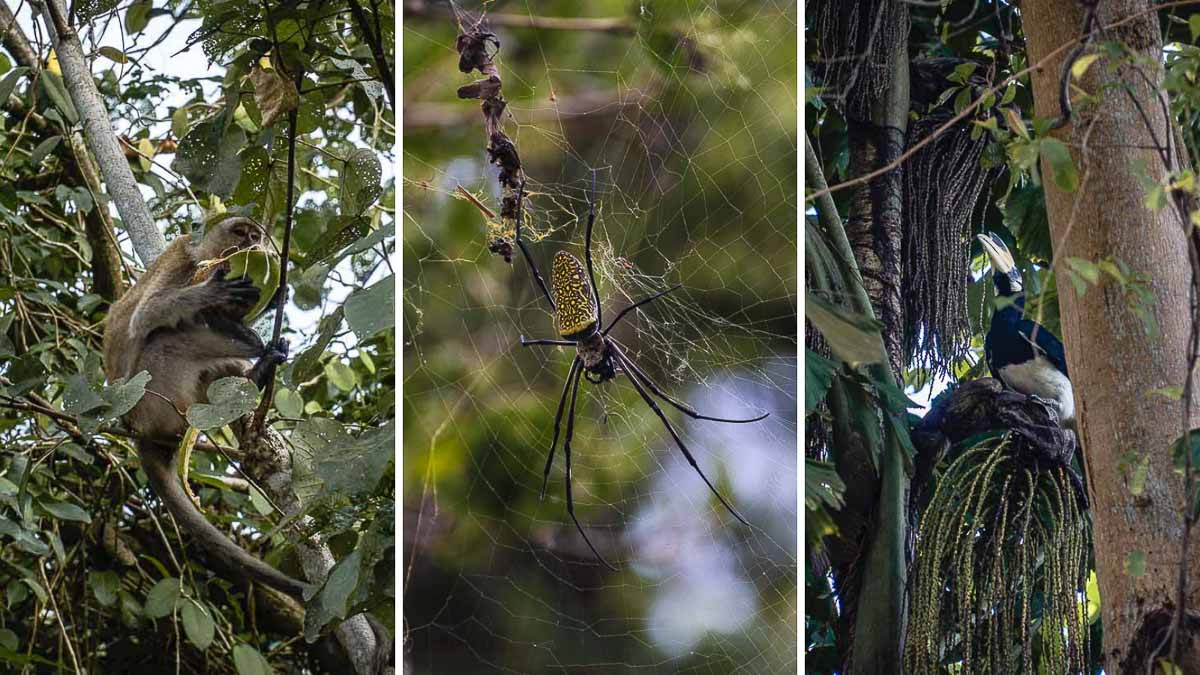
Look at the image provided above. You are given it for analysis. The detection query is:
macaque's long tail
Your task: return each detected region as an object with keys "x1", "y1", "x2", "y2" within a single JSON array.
[{"x1": 139, "y1": 441, "x2": 309, "y2": 597}]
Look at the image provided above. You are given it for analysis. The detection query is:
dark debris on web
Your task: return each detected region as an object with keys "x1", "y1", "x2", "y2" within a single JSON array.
[{"x1": 455, "y1": 21, "x2": 525, "y2": 261}]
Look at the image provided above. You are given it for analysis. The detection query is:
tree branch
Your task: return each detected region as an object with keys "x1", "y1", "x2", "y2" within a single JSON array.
[
  {"x1": 35, "y1": 0, "x2": 165, "y2": 265},
  {"x1": 346, "y1": 0, "x2": 394, "y2": 109},
  {"x1": 0, "y1": 0, "x2": 37, "y2": 69}
]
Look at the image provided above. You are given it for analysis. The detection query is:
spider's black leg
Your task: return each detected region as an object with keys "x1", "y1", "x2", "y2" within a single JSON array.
[
  {"x1": 584, "y1": 170, "x2": 602, "y2": 327},
  {"x1": 520, "y1": 337, "x2": 575, "y2": 347},
  {"x1": 540, "y1": 357, "x2": 582, "y2": 500},
  {"x1": 602, "y1": 284, "x2": 683, "y2": 335},
  {"x1": 514, "y1": 181, "x2": 556, "y2": 312},
  {"x1": 563, "y1": 362, "x2": 617, "y2": 570},
  {"x1": 611, "y1": 343, "x2": 750, "y2": 527},
  {"x1": 611, "y1": 342, "x2": 769, "y2": 424}
]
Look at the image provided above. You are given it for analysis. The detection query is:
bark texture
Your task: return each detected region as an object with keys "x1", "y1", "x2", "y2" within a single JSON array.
[
  {"x1": 1023, "y1": 0, "x2": 1200, "y2": 670},
  {"x1": 845, "y1": 115, "x2": 907, "y2": 380},
  {"x1": 37, "y1": 0, "x2": 165, "y2": 264},
  {"x1": 0, "y1": 0, "x2": 36, "y2": 70}
]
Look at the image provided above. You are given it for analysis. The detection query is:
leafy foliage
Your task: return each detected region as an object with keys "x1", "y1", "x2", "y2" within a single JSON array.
[{"x1": 0, "y1": 0, "x2": 394, "y2": 671}]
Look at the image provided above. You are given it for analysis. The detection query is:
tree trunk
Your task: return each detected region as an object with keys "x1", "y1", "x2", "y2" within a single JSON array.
[
  {"x1": 1023, "y1": 1, "x2": 1200, "y2": 670},
  {"x1": 845, "y1": 86, "x2": 908, "y2": 379},
  {"x1": 810, "y1": 11, "x2": 912, "y2": 664}
]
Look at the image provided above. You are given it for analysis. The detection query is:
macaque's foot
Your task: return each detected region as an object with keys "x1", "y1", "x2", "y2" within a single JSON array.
[{"x1": 249, "y1": 338, "x2": 288, "y2": 389}]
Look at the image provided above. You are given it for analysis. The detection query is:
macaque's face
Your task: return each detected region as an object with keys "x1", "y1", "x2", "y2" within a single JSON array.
[{"x1": 196, "y1": 217, "x2": 267, "y2": 260}]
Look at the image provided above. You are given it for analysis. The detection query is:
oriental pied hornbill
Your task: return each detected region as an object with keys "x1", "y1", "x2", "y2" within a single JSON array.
[{"x1": 977, "y1": 233, "x2": 1076, "y2": 429}]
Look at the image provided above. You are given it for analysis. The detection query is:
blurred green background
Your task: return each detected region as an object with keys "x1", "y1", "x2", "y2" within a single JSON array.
[{"x1": 403, "y1": 1, "x2": 797, "y2": 672}]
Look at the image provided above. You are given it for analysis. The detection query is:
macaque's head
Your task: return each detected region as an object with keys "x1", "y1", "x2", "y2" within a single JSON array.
[{"x1": 194, "y1": 216, "x2": 268, "y2": 261}]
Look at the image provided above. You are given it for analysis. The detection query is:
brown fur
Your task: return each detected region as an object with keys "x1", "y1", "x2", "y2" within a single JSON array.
[{"x1": 103, "y1": 216, "x2": 307, "y2": 596}]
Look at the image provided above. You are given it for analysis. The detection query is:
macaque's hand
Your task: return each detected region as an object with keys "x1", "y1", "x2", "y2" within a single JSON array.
[{"x1": 207, "y1": 270, "x2": 261, "y2": 314}]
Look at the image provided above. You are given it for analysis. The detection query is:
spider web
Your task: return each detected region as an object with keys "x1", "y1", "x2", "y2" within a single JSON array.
[{"x1": 402, "y1": 2, "x2": 798, "y2": 672}]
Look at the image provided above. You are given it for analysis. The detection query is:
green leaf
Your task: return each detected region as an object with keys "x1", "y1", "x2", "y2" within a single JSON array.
[
  {"x1": 248, "y1": 486, "x2": 272, "y2": 516},
  {"x1": 97, "y1": 46, "x2": 129, "y2": 64},
  {"x1": 1002, "y1": 107, "x2": 1028, "y2": 140},
  {"x1": 291, "y1": 417, "x2": 354, "y2": 502},
  {"x1": 1145, "y1": 184, "x2": 1167, "y2": 212},
  {"x1": 291, "y1": 308, "x2": 344, "y2": 385},
  {"x1": 1151, "y1": 386, "x2": 1184, "y2": 401},
  {"x1": 1129, "y1": 455, "x2": 1150, "y2": 496},
  {"x1": 185, "y1": 377, "x2": 258, "y2": 430},
  {"x1": 0, "y1": 628, "x2": 16, "y2": 652},
  {"x1": 232, "y1": 644, "x2": 273, "y2": 675},
  {"x1": 144, "y1": 577, "x2": 181, "y2": 619},
  {"x1": 1086, "y1": 569, "x2": 1101, "y2": 624},
  {"x1": 305, "y1": 216, "x2": 371, "y2": 265},
  {"x1": 358, "y1": 350, "x2": 376, "y2": 374},
  {"x1": 226, "y1": 249, "x2": 280, "y2": 321},
  {"x1": 1008, "y1": 180, "x2": 1056, "y2": 261},
  {"x1": 232, "y1": 146, "x2": 271, "y2": 206},
  {"x1": 325, "y1": 361, "x2": 357, "y2": 392},
  {"x1": 39, "y1": 71, "x2": 78, "y2": 125},
  {"x1": 344, "y1": 274, "x2": 394, "y2": 341},
  {"x1": 953, "y1": 86, "x2": 973, "y2": 114},
  {"x1": 0, "y1": 67, "x2": 27, "y2": 104},
  {"x1": 948, "y1": 61, "x2": 978, "y2": 84},
  {"x1": 181, "y1": 601, "x2": 215, "y2": 650},
  {"x1": 40, "y1": 500, "x2": 91, "y2": 523},
  {"x1": 125, "y1": 0, "x2": 152, "y2": 33},
  {"x1": 805, "y1": 293, "x2": 884, "y2": 366},
  {"x1": 63, "y1": 374, "x2": 106, "y2": 416},
  {"x1": 805, "y1": 459, "x2": 845, "y2": 512},
  {"x1": 172, "y1": 115, "x2": 246, "y2": 198},
  {"x1": 340, "y1": 148, "x2": 383, "y2": 217},
  {"x1": 1040, "y1": 138, "x2": 1078, "y2": 193},
  {"x1": 1170, "y1": 429, "x2": 1200, "y2": 474},
  {"x1": 89, "y1": 570, "x2": 121, "y2": 607},
  {"x1": 873, "y1": 377, "x2": 922, "y2": 414},
  {"x1": 1065, "y1": 257, "x2": 1100, "y2": 285},
  {"x1": 29, "y1": 136, "x2": 61, "y2": 166},
  {"x1": 1124, "y1": 550, "x2": 1147, "y2": 577},
  {"x1": 1190, "y1": 14, "x2": 1200, "y2": 41},
  {"x1": 844, "y1": 375, "x2": 884, "y2": 472},
  {"x1": 1159, "y1": 659, "x2": 1183, "y2": 675},
  {"x1": 314, "y1": 420, "x2": 394, "y2": 495},
  {"x1": 101, "y1": 371, "x2": 151, "y2": 418},
  {"x1": 805, "y1": 348, "x2": 837, "y2": 414},
  {"x1": 303, "y1": 549, "x2": 363, "y2": 642},
  {"x1": 1071, "y1": 54, "x2": 1101, "y2": 80},
  {"x1": 171, "y1": 106, "x2": 191, "y2": 140},
  {"x1": 274, "y1": 387, "x2": 304, "y2": 418},
  {"x1": 1000, "y1": 82, "x2": 1017, "y2": 106}
]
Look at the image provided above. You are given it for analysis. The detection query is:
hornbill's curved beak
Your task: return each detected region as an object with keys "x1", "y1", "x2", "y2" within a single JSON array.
[{"x1": 976, "y1": 232, "x2": 1016, "y2": 276}]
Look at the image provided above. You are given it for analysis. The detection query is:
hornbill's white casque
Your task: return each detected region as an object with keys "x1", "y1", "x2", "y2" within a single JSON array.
[{"x1": 977, "y1": 233, "x2": 1076, "y2": 429}]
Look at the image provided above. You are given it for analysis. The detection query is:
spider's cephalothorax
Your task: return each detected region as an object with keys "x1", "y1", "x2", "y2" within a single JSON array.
[
  {"x1": 516, "y1": 173, "x2": 770, "y2": 570},
  {"x1": 552, "y1": 251, "x2": 617, "y2": 383}
]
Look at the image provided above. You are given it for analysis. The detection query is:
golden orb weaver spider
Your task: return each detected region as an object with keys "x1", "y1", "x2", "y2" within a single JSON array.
[{"x1": 515, "y1": 173, "x2": 769, "y2": 569}]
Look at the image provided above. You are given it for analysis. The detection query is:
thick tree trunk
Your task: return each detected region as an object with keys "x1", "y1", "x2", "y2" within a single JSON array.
[
  {"x1": 845, "y1": 111, "x2": 908, "y2": 378},
  {"x1": 814, "y1": 17, "x2": 911, "y2": 669},
  {"x1": 1023, "y1": 1, "x2": 1200, "y2": 670}
]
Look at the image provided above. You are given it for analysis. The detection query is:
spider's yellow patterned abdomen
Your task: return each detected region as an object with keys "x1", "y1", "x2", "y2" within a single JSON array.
[{"x1": 552, "y1": 251, "x2": 597, "y2": 339}]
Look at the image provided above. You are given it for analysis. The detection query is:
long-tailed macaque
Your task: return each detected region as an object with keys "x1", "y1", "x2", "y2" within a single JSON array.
[{"x1": 102, "y1": 215, "x2": 306, "y2": 595}]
